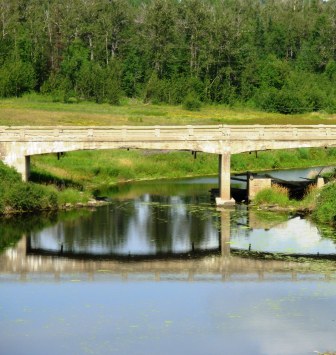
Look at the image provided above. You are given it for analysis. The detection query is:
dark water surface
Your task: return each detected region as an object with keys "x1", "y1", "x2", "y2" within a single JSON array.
[{"x1": 1, "y1": 173, "x2": 336, "y2": 355}]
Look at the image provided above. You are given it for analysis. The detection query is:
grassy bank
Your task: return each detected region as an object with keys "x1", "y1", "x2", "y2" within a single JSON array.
[
  {"x1": 1, "y1": 94, "x2": 336, "y2": 126},
  {"x1": 313, "y1": 181, "x2": 336, "y2": 226},
  {"x1": 31, "y1": 147, "x2": 336, "y2": 192},
  {"x1": 252, "y1": 166, "x2": 336, "y2": 226},
  {"x1": 0, "y1": 161, "x2": 91, "y2": 214},
  {"x1": 252, "y1": 184, "x2": 318, "y2": 212}
]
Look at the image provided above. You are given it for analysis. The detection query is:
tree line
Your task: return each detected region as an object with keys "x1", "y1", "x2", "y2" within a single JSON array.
[{"x1": 0, "y1": 0, "x2": 336, "y2": 113}]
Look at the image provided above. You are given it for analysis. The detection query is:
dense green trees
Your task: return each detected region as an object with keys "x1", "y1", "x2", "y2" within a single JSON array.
[{"x1": 0, "y1": 0, "x2": 335, "y2": 113}]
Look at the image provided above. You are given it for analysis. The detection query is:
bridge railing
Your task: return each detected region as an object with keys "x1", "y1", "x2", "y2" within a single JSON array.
[{"x1": 1, "y1": 125, "x2": 336, "y2": 142}]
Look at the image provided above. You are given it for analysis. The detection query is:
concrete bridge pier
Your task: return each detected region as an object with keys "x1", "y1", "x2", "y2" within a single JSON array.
[
  {"x1": 216, "y1": 152, "x2": 235, "y2": 206},
  {"x1": 0, "y1": 142, "x2": 31, "y2": 182},
  {"x1": 7, "y1": 155, "x2": 30, "y2": 182},
  {"x1": 19, "y1": 156, "x2": 30, "y2": 182}
]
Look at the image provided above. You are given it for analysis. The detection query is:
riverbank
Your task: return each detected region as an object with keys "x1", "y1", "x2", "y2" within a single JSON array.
[
  {"x1": 2, "y1": 147, "x2": 336, "y2": 219},
  {"x1": 31, "y1": 147, "x2": 336, "y2": 192}
]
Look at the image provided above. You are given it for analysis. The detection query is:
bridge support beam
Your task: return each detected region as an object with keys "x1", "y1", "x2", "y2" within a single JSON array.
[{"x1": 216, "y1": 152, "x2": 235, "y2": 206}]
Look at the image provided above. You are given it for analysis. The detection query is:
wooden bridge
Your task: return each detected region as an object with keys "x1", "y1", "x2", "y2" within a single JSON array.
[{"x1": 1, "y1": 125, "x2": 336, "y2": 205}]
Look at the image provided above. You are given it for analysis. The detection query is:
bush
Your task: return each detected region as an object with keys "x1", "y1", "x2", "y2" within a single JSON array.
[
  {"x1": 0, "y1": 59, "x2": 36, "y2": 97},
  {"x1": 257, "y1": 88, "x2": 308, "y2": 114},
  {"x1": 183, "y1": 93, "x2": 201, "y2": 111},
  {"x1": 0, "y1": 162, "x2": 21, "y2": 184},
  {"x1": 5, "y1": 183, "x2": 57, "y2": 212},
  {"x1": 0, "y1": 162, "x2": 58, "y2": 213},
  {"x1": 313, "y1": 182, "x2": 336, "y2": 225},
  {"x1": 253, "y1": 184, "x2": 290, "y2": 206}
]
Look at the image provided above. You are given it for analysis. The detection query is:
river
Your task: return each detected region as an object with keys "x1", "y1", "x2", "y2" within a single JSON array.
[{"x1": 1, "y1": 168, "x2": 336, "y2": 355}]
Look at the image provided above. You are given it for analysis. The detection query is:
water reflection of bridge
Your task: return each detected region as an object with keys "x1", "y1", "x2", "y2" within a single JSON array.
[{"x1": 1, "y1": 237, "x2": 335, "y2": 283}]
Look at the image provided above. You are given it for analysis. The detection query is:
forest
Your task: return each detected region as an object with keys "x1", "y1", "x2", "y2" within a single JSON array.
[{"x1": 0, "y1": 0, "x2": 336, "y2": 113}]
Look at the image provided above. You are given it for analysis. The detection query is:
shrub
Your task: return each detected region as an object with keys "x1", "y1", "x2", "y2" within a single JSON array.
[
  {"x1": 183, "y1": 93, "x2": 201, "y2": 111},
  {"x1": 0, "y1": 162, "x2": 21, "y2": 183},
  {"x1": 313, "y1": 182, "x2": 336, "y2": 225},
  {"x1": 0, "y1": 162, "x2": 58, "y2": 213},
  {"x1": 258, "y1": 88, "x2": 308, "y2": 114},
  {"x1": 253, "y1": 184, "x2": 290, "y2": 206},
  {"x1": 5, "y1": 183, "x2": 57, "y2": 212}
]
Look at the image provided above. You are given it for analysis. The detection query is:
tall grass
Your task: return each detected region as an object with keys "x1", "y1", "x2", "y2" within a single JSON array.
[
  {"x1": 253, "y1": 184, "x2": 290, "y2": 207},
  {"x1": 0, "y1": 162, "x2": 58, "y2": 213},
  {"x1": 0, "y1": 161, "x2": 90, "y2": 214},
  {"x1": 313, "y1": 182, "x2": 336, "y2": 225},
  {"x1": 31, "y1": 147, "x2": 336, "y2": 194},
  {"x1": 1, "y1": 94, "x2": 336, "y2": 126}
]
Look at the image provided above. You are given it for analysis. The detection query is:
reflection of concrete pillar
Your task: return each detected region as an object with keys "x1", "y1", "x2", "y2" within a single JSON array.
[
  {"x1": 188, "y1": 272, "x2": 194, "y2": 282},
  {"x1": 220, "y1": 210, "x2": 231, "y2": 257},
  {"x1": 216, "y1": 152, "x2": 235, "y2": 206},
  {"x1": 16, "y1": 235, "x2": 27, "y2": 259}
]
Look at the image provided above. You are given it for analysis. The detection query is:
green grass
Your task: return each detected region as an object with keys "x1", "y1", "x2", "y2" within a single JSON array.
[
  {"x1": 30, "y1": 148, "x2": 336, "y2": 194},
  {"x1": 253, "y1": 181, "x2": 319, "y2": 211},
  {"x1": 0, "y1": 161, "x2": 90, "y2": 214},
  {"x1": 253, "y1": 184, "x2": 291, "y2": 207},
  {"x1": 56, "y1": 188, "x2": 91, "y2": 205},
  {"x1": 313, "y1": 182, "x2": 336, "y2": 225},
  {"x1": 0, "y1": 162, "x2": 58, "y2": 213},
  {"x1": 1, "y1": 93, "x2": 336, "y2": 126}
]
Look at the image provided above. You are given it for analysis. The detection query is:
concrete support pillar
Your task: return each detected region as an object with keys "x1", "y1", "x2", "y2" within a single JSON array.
[
  {"x1": 25, "y1": 156, "x2": 30, "y2": 182},
  {"x1": 216, "y1": 152, "x2": 235, "y2": 206},
  {"x1": 7, "y1": 155, "x2": 30, "y2": 182},
  {"x1": 316, "y1": 177, "x2": 325, "y2": 189},
  {"x1": 219, "y1": 210, "x2": 231, "y2": 257},
  {"x1": 248, "y1": 177, "x2": 272, "y2": 201}
]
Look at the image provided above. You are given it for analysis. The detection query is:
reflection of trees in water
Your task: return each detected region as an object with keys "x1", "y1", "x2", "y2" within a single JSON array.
[
  {"x1": 6, "y1": 197, "x2": 336, "y2": 257},
  {"x1": 29, "y1": 194, "x2": 220, "y2": 254},
  {"x1": 30, "y1": 202, "x2": 137, "y2": 252},
  {"x1": 316, "y1": 224, "x2": 336, "y2": 242}
]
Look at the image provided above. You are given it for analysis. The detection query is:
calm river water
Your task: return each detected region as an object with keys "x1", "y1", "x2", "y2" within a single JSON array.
[{"x1": 1, "y1": 169, "x2": 336, "y2": 355}]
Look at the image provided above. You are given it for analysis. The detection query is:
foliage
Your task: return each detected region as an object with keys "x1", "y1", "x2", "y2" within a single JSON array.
[
  {"x1": 183, "y1": 93, "x2": 201, "y2": 111},
  {"x1": 0, "y1": 0, "x2": 335, "y2": 113},
  {"x1": 0, "y1": 162, "x2": 56, "y2": 214},
  {"x1": 4, "y1": 183, "x2": 57, "y2": 212},
  {"x1": 313, "y1": 182, "x2": 336, "y2": 225},
  {"x1": 253, "y1": 184, "x2": 290, "y2": 207}
]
